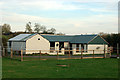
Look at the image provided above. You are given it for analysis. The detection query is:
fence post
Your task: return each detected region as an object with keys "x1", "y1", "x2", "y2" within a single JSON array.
[
  {"x1": 109, "y1": 49, "x2": 111, "y2": 57},
  {"x1": 57, "y1": 50, "x2": 59, "y2": 60},
  {"x1": 69, "y1": 49, "x2": 71, "y2": 59},
  {"x1": 39, "y1": 50, "x2": 41, "y2": 60},
  {"x1": 0, "y1": 46, "x2": 1, "y2": 57},
  {"x1": 117, "y1": 43, "x2": 119, "y2": 58},
  {"x1": 93, "y1": 50, "x2": 94, "y2": 58},
  {"x1": 2, "y1": 47, "x2": 5, "y2": 57},
  {"x1": 11, "y1": 48, "x2": 13, "y2": 59},
  {"x1": 81, "y1": 49, "x2": 83, "y2": 59},
  {"x1": 21, "y1": 49, "x2": 23, "y2": 61},
  {"x1": 104, "y1": 45, "x2": 106, "y2": 58}
]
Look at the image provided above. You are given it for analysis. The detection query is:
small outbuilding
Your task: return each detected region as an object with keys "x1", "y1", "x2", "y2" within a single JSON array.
[{"x1": 7, "y1": 34, "x2": 109, "y2": 55}]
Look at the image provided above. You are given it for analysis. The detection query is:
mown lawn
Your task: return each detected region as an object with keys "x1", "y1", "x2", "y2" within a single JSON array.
[{"x1": 2, "y1": 57, "x2": 118, "y2": 78}]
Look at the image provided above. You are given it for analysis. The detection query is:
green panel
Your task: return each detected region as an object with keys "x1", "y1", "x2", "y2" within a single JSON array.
[{"x1": 89, "y1": 36, "x2": 108, "y2": 44}]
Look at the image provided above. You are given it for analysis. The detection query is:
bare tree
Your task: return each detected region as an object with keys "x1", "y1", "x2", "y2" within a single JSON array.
[
  {"x1": 41, "y1": 26, "x2": 47, "y2": 33},
  {"x1": 25, "y1": 22, "x2": 32, "y2": 33},
  {"x1": 34, "y1": 23, "x2": 41, "y2": 33},
  {"x1": 2, "y1": 24, "x2": 11, "y2": 33},
  {"x1": 47, "y1": 28, "x2": 56, "y2": 34},
  {"x1": 34, "y1": 23, "x2": 47, "y2": 33}
]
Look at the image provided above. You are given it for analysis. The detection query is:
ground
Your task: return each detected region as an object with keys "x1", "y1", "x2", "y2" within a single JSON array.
[{"x1": 2, "y1": 57, "x2": 118, "y2": 78}]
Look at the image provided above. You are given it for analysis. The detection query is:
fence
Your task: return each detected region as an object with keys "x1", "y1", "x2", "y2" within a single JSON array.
[{"x1": 9, "y1": 49, "x2": 112, "y2": 61}]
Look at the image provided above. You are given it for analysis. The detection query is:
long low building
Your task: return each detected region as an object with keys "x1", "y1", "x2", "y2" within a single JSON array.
[{"x1": 7, "y1": 34, "x2": 109, "y2": 55}]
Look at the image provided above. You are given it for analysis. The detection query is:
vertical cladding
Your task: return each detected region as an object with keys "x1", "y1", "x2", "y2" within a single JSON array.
[{"x1": 11, "y1": 42, "x2": 26, "y2": 51}]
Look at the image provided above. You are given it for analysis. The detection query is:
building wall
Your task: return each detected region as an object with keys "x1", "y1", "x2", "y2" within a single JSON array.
[
  {"x1": 9, "y1": 41, "x2": 26, "y2": 51},
  {"x1": 88, "y1": 44, "x2": 108, "y2": 54},
  {"x1": 64, "y1": 42, "x2": 69, "y2": 48},
  {"x1": 55, "y1": 42, "x2": 59, "y2": 50},
  {"x1": 72, "y1": 44, "x2": 108, "y2": 55},
  {"x1": 26, "y1": 34, "x2": 50, "y2": 54}
]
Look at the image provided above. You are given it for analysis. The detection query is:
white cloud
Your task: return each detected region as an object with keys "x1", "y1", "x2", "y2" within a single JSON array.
[
  {"x1": 1, "y1": 11, "x2": 118, "y2": 34},
  {"x1": 20, "y1": 1, "x2": 84, "y2": 10}
]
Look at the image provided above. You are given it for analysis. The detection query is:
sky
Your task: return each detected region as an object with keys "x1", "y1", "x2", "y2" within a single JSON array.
[{"x1": 0, "y1": 0, "x2": 119, "y2": 34}]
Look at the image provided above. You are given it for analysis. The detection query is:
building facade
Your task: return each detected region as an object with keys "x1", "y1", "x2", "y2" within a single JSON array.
[{"x1": 8, "y1": 34, "x2": 108, "y2": 55}]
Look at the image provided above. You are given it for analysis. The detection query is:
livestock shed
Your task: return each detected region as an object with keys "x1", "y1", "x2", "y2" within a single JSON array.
[{"x1": 7, "y1": 34, "x2": 109, "y2": 55}]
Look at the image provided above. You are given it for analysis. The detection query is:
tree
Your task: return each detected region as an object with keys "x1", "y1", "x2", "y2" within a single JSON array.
[
  {"x1": 34, "y1": 23, "x2": 47, "y2": 33},
  {"x1": 41, "y1": 26, "x2": 47, "y2": 33},
  {"x1": 2, "y1": 24, "x2": 11, "y2": 33},
  {"x1": 25, "y1": 22, "x2": 32, "y2": 33},
  {"x1": 47, "y1": 28, "x2": 56, "y2": 34},
  {"x1": 34, "y1": 23, "x2": 41, "y2": 33}
]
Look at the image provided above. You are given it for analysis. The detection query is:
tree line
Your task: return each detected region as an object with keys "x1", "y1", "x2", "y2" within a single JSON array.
[
  {"x1": 2, "y1": 22, "x2": 57, "y2": 34},
  {"x1": 25, "y1": 22, "x2": 56, "y2": 34},
  {"x1": 1, "y1": 23, "x2": 120, "y2": 49}
]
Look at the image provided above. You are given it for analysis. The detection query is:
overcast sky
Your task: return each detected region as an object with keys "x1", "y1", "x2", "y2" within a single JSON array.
[{"x1": 0, "y1": 0, "x2": 119, "y2": 34}]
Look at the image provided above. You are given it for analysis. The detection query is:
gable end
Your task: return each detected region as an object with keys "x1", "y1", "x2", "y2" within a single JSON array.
[{"x1": 88, "y1": 35, "x2": 108, "y2": 44}]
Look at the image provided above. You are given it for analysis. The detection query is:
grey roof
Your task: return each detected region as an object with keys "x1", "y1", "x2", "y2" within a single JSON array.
[
  {"x1": 8, "y1": 34, "x2": 36, "y2": 41},
  {"x1": 41, "y1": 35, "x2": 74, "y2": 42},
  {"x1": 8, "y1": 33, "x2": 97, "y2": 43},
  {"x1": 70, "y1": 35, "x2": 97, "y2": 43},
  {"x1": 41, "y1": 35, "x2": 97, "y2": 43}
]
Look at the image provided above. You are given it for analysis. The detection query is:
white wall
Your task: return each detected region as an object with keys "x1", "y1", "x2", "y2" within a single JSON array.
[
  {"x1": 72, "y1": 44, "x2": 108, "y2": 55},
  {"x1": 26, "y1": 34, "x2": 50, "y2": 54},
  {"x1": 55, "y1": 42, "x2": 59, "y2": 50},
  {"x1": 88, "y1": 44, "x2": 108, "y2": 54}
]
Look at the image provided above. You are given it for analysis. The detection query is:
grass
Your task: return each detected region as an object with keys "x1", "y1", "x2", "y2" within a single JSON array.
[{"x1": 2, "y1": 57, "x2": 118, "y2": 78}]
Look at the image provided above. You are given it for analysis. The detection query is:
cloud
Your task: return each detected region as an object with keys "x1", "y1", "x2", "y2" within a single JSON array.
[
  {"x1": 20, "y1": 1, "x2": 85, "y2": 10},
  {"x1": 0, "y1": 0, "x2": 118, "y2": 34},
  {"x1": 1, "y1": 11, "x2": 117, "y2": 34}
]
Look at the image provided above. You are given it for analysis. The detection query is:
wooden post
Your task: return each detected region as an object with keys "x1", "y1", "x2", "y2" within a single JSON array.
[
  {"x1": 39, "y1": 50, "x2": 41, "y2": 60},
  {"x1": 21, "y1": 50, "x2": 23, "y2": 61},
  {"x1": 57, "y1": 50, "x2": 59, "y2": 60},
  {"x1": 81, "y1": 49, "x2": 83, "y2": 59},
  {"x1": 11, "y1": 48, "x2": 13, "y2": 59},
  {"x1": 2, "y1": 47, "x2": 5, "y2": 57},
  {"x1": 104, "y1": 45, "x2": 106, "y2": 58},
  {"x1": 109, "y1": 49, "x2": 111, "y2": 57},
  {"x1": 69, "y1": 49, "x2": 70, "y2": 59},
  {"x1": 93, "y1": 50, "x2": 94, "y2": 58},
  {"x1": 117, "y1": 43, "x2": 119, "y2": 58}
]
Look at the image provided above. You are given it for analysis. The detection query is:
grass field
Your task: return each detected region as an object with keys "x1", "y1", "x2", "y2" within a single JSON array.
[{"x1": 2, "y1": 57, "x2": 118, "y2": 78}]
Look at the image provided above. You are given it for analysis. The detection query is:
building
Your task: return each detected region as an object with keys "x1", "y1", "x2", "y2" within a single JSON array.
[{"x1": 7, "y1": 34, "x2": 109, "y2": 55}]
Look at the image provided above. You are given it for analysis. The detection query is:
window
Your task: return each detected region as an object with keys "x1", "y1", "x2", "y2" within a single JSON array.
[
  {"x1": 50, "y1": 42, "x2": 55, "y2": 47},
  {"x1": 9, "y1": 41, "x2": 12, "y2": 47},
  {"x1": 38, "y1": 38, "x2": 40, "y2": 40}
]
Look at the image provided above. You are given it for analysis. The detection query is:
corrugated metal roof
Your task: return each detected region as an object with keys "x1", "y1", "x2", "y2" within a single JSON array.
[
  {"x1": 41, "y1": 35, "x2": 73, "y2": 42},
  {"x1": 8, "y1": 34, "x2": 36, "y2": 41},
  {"x1": 9, "y1": 34, "x2": 107, "y2": 44},
  {"x1": 70, "y1": 35, "x2": 96, "y2": 43},
  {"x1": 41, "y1": 35, "x2": 97, "y2": 43}
]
